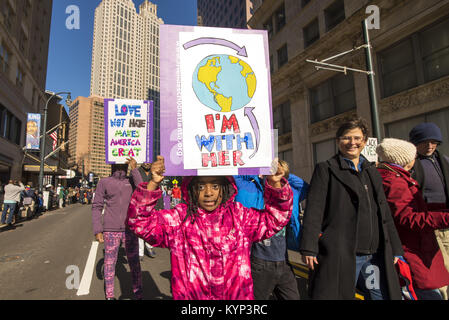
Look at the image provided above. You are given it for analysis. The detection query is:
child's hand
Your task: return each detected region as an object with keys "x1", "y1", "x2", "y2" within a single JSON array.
[
  {"x1": 148, "y1": 156, "x2": 165, "y2": 190},
  {"x1": 266, "y1": 158, "x2": 284, "y2": 189},
  {"x1": 95, "y1": 233, "x2": 104, "y2": 243},
  {"x1": 126, "y1": 157, "x2": 137, "y2": 170}
]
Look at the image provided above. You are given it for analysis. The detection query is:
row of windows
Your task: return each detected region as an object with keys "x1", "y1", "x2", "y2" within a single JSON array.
[
  {"x1": 272, "y1": 13, "x2": 449, "y2": 129},
  {"x1": 268, "y1": 0, "x2": 345, "y2": 72}
]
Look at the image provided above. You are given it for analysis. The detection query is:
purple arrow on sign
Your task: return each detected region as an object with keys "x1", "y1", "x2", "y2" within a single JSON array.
[
  {"x1": 183, "y1": 37, "x2": 248, "y2": 57},
  {"x1": 244, "y1": 107, "x2": 260, "y2": 159}
]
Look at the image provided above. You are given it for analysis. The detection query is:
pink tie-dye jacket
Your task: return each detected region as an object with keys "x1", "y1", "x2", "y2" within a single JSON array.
[{"x1": 126, "y1": 176, "x2": 292, "y2": 300}]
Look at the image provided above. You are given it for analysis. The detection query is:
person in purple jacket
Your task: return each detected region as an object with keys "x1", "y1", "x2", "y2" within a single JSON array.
[{"x1": 92, "y1": 161, "x2": 142, "y2": 300}]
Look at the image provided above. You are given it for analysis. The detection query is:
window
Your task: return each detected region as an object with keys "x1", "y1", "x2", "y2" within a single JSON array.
[
  {"x1": 273, "y1": 101, "x2": 291, "y2": 136},
  {"x1": 313, "y1": 139, "x2": 336, "y2": 165},
  {"x1": 0, "y1": 105, "x2": 22, "y2": 145},
  {"x1": 0, "y1": 44, "x2": 9, "y2": 74},
  {"x1": 378, "y1": 39, "x2": 417, "y2": 98},
  {"x1": 16, "y1": 68, "x2": 24, "y2": 88},
  {"x1": 277, "y1": 44, "x2": 288, "y2": 68},
  {"x1": 279, "y1": 149, "x2": 293, "y2": 167},
  {"x1": 420, "y1": 17, "x2": 449, "y2": 82},
  {"x1": 303, "y1": 19, "x2": 319, "y2": 48},
  {"x1": 263, "y1": 18, "x2": 273, "y2": 38},
  {"x1": 324, "y1": 0, "x2": 345, "y2": 31},
  {"x1": 310, "y1": 73, "x2": 356, "y2": 123},
  {"x1": 275, "y1": 4, "x2": 286, "y2": 32},
  {"x1": 379, "y1": 16, "x2": 449, "y2": 97},
  {"x1": 4, "y1": 2, "x2": 15, "y2": 30}
]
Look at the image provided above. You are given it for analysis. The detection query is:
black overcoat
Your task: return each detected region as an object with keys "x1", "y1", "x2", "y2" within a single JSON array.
[{"x1": 299, "y1": 154, "x2": 403, "y2": 300}]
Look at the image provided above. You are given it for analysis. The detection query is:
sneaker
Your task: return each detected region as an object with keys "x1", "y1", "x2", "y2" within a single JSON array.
[
  {"x1": 147, "y1": 248, "x2": 156, "y2": 258},
  {"x1": 106, "y1": 297, "x2": 116, "y2": 300}
]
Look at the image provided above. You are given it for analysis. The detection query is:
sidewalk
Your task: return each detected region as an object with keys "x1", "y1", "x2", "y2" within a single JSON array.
[{"x1": 0, "y1": 202, "x2": 86, "y2": 230}]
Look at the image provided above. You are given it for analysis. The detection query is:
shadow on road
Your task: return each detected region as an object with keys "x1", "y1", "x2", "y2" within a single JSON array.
[{"x1": 95, "y1": 248, "x2": 172, "y2": 300}]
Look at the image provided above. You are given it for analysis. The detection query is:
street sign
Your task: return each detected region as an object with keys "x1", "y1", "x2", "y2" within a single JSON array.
[{"x1": 58, "y1": 170, "x2": 76, "y2": 179}]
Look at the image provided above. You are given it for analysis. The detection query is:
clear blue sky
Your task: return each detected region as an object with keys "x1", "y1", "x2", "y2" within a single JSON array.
[{"x1": 46, "y1": 0, "x2": 197, "y2": 109}]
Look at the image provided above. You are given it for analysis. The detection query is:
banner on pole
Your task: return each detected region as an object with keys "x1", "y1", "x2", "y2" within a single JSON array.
[
  {"x1": 104, "y1": 99, "x2": 153, "y2": 164},
  {"x1": 26, "y1": 113, "x2": 41, "y2": 150},
  {"x1": 160, "y1": 25, "x2": 275, "y2": 176}
]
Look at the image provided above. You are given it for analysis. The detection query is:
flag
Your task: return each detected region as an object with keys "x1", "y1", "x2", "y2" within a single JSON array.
[{"x1": 50, "y1": 130, "x2": 58, "y2": 151}]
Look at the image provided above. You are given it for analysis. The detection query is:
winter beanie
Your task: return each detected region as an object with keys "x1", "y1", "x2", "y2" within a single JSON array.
[
  {"x1": 376, "y1": 138, "x2": 417, "y2": 167},
  {"x1": 409, "y1": 122, "x2": 443, "y2": 145}
]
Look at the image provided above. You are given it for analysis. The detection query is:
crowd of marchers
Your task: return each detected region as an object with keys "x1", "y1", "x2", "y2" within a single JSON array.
[
  {"x1": 0, "y1": 181, "x2": 94, "y2": 228},
  {"x1": 88, "y1": 117, "x2": 449, "y2": 300}
]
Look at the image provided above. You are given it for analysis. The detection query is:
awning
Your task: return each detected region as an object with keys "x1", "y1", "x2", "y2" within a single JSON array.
[{"x1": 23, "y1": 165, "x2": 66, "y2": 175}]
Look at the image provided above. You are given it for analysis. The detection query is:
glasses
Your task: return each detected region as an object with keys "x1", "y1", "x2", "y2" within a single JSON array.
[{"x1": 339, "y1": 136, "x2": 364, "y2": 143}]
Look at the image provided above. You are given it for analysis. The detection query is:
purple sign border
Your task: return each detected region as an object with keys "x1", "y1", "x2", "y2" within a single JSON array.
[
  {"x1": 104, "y1": 99, "x2": 153, "y2": 164},
  {"x1": 160, "y1": 25, "x2": 275, "y2": 176}
]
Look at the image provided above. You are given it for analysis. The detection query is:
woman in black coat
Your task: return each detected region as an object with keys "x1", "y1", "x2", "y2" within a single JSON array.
[{"x1": 299, "y1": 118, "x2": 403, "y2": 300}]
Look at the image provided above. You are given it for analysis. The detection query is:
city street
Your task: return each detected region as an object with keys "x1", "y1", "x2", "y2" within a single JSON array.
[{"x1": 0, "y1": 204, "x2": 172, "y2": 300}]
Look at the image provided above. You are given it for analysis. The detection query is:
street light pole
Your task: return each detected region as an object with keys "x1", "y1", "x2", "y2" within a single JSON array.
[
  {"x1": 363, "y1": 19, "x2": 381, "y2": 141},
  {"x1": 38, "y1": 91, "x2": 71, "y2": 193}
]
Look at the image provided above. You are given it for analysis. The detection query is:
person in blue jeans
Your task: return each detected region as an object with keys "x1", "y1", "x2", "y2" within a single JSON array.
[
  {"x1": 234, "y1": 159, "x2": 309, "y2": 300},
  {"x1": 1, "y1": 180, "x2": 25, "y2": 225}
]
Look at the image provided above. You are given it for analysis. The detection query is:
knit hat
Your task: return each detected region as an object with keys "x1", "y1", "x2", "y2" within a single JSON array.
[
  {"x1": 376, "y1": 138, "x2": 417, "y2": 167},
  {"x1": 409, "y1": 122, "x2": 443, "y2": 145}
]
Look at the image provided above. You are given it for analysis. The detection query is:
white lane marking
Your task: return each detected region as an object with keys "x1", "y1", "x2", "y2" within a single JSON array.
[{"x1": 76, "y1": 241, "x2": 99, "y2": 296}]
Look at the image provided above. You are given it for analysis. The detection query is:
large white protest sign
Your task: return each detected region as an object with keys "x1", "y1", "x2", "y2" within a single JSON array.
[{"x1": 160, "y1": 25, "x2": 275, "y2": 176}]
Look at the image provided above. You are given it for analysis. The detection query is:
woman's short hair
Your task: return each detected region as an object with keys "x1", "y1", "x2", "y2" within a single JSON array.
[{"x1": 336, "y1": 117, "x2": 369, "y2": 141}]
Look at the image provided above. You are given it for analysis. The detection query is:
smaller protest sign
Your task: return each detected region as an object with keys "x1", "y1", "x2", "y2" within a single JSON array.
[
  {"x1": 362, "y1": 137, "x2": 378, "y2": 163},
  {"x1": 104, "y1": 99, "x2": 153, "y2": 164}
]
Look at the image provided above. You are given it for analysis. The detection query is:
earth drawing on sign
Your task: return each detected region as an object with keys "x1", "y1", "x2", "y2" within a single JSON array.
[{"x1": 193, "y1": 54, "x2": 257, "y2": 112}]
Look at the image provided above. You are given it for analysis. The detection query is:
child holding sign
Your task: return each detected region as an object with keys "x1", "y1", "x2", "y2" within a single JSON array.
[{"x1": 126, "y1": 156, "x2": 293, "y2": 300}]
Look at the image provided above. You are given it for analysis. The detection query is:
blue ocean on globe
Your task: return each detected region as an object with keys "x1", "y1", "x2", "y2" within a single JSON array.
[{"x1": 192, "y1": 54, "x2": 255, "y2": 112}]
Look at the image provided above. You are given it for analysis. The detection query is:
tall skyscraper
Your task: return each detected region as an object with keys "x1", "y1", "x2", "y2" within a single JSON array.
[
  {"x1": 197, "y1": 0, "x2": 253, "y2": 28},
  {"x1": 90, "y1": 0, "x2": 163, "y2": 159}
]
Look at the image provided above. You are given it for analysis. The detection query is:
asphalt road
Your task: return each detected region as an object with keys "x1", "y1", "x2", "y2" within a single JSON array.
[{"x1": 0, "y1": 203, "x2": 172, "y2": 300}]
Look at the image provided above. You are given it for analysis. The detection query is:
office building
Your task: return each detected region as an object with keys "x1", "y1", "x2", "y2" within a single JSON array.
[
  {"x1": 248, "y1": 0, "x2": 449, "y2": 181},
  {"x1": 90, "y1": 0, "x2": 163, "y2": 158},
  {"x1": 68, "y1": 95, "x2": 110, "y2": 179},
  {"x1": 0, "y1": 0, "x2": 53, "y2": 184},
  {"x1": 197, "y1": 0, "x2": 253, "y2": 28}
]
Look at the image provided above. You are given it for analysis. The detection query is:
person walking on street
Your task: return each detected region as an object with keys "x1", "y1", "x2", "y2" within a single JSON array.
[
  {"x1": 234, "y1": 160, "x2": 309, "y2": 300},
  {"x1": 58, "y1": 186, "x2": 64, "y2": 209},
  {"x1": 1, "y1": 180, "x2": 25, "y2": 226},
  {"x1": 409, "y1": 122, "x2": 449, "y2": 299},
  {"x1": 299, "y1": 117, "x2": 404, "y2": 300},
  {"x1": 92, "y1": 162, "x2": 143, "y2": 300},
  {"x1": 171, "y1": 182, "x2": 181, "y2": 207},
  {"x1": 127, "y1": 156, "x2": 293, "y2": 300},
  {"x1": 376, "y1": 138, "x2": 449, "y2": 300},
  {"x1": 129, "y1": 159, "x2": 157, "y2": 259}
]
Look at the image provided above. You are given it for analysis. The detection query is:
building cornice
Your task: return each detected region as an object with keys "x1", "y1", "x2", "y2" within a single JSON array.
[
  {"x1": 309, "y1": 110, "x2": 358, "y2": 137},
  {"x1": 379, "y1": 75, "x2": 449, "y2": 115}
]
